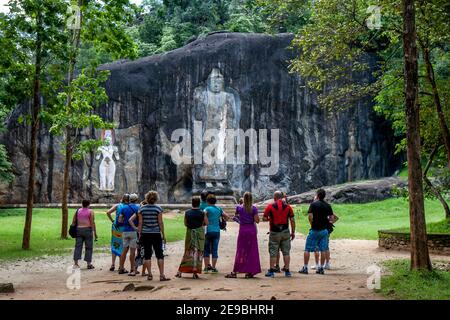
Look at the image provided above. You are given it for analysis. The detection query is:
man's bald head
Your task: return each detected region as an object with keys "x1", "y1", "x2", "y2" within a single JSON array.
[{"x1": 274, "y1": 191, "x2": 283, "y2": 200}]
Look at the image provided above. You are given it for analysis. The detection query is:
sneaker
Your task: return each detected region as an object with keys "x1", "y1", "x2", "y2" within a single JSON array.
[
  {"x1": 316, "y1": 267, "x2": 325, "y2": 275},
  {"x1": 324, "y1": 263, "x2": 331, "y2": 270},
  {"x1": 118, "y1": 268, "x2": 129, "y2": 275},
  {"x1": 273, "y1": 265, "x2": 281, "y2": 273},
  {"x1": 265, "y1": 269, "x2": 275, "y2": 278},
  {"x1": 203, "y1": 265, "x2": 212, "y2": 273},
  {"x1": 210, "y1": 267, "x2": 218, "y2": 273},
  {"x1": 298, "y1": 266, "x2": 308, "y2": 274},
  {"x1": 284, "y1": 269, "x2": 292, "y2": 277}
]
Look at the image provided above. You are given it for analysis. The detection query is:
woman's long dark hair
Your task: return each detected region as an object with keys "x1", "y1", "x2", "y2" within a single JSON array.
[{"x1": 243, "y1": 192, "x2": 253, "y2": 214}]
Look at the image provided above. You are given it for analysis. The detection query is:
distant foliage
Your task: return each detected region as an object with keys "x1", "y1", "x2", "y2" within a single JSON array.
[
  {"x1": 0, "y1": 144, "x2": 13, "y2": 183},
  {"x1": 133, "y1": 0, "x2": 310, "y2": 56}
]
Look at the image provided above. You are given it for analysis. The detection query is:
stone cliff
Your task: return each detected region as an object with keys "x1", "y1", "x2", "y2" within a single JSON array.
[{"x1": 0, "y1": 32, "x2": 401, "y2": 204}]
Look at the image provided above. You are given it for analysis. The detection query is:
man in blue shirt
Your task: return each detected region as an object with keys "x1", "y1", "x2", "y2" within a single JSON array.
[{"x1": 118, "y1": 193, "x2": 140, "y2": 276}]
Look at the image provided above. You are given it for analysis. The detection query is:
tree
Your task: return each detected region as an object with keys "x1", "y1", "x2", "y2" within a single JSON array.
[
  {"x1": 402, "y1": 0, "x2": 431, "y2": 270},
  {"x1": 52, "y1": 0, "x2": 137, "y2": 239},
  {"x1": 1, "y1": 0, "x2": 68, "y2": 249},
  {"x1": 416, "y1": 0, "x2": 450, "y2": 166},
  {"x1": 288, "y1": 0, "x2": 436, "y2": 270}
]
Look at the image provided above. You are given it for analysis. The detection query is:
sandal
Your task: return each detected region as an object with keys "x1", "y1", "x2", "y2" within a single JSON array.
[
  {"x1": 87, "y1": 264, "x2": 95, "y2": 270},
  {"x1": 160, "y1": 275, "x2": 171, "y2": 282},
  {"x1": 225, "y1": 272, "x2": 237, "y2": 278},
  {"x1": 141, "y1": 273, "x2": 148, "y2": 277},
  {"x1": 118, "y1": 269, "x2": 129, "y2": 275},
  {"x1": 175, "y1": 272, "x2": 182, "y2": 278},
  {"x1": 128, "y1": 272, "x2": 136, "y2": 277},
  {"x1": 193, "y1": 273, "x2": 199, "y2": 279},
  {"x1": 245, "y1": 273, "x2": 254, "y2": 279},
  {"x1": 109, "y1": 265, "x2": 115, "y2": 272},
  {"x1": 147, "y1": 274, "x2": 153, "y2": 281}
]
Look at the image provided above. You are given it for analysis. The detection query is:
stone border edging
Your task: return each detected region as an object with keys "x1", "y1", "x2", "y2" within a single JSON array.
[{"x1": 378, "y1": 229, "x2": 450, "y2": 256}]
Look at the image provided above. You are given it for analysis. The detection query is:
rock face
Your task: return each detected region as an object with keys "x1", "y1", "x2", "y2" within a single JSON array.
[
  {"x1": 0, "y1": 32, "x2": 401, "y2": 204},
  {"x1": 257, "y1": 177, "x2": 406, "y2": 205}
]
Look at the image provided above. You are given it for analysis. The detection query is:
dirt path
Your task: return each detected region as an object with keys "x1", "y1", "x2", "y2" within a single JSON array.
[{"x1": 1, "y1": 222, "x2": 449, "y2": 300}]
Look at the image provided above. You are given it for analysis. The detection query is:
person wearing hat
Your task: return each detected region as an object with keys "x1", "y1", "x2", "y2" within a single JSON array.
[{"x1": 117, "y1": 193, "x2": 140, "y2": 276}]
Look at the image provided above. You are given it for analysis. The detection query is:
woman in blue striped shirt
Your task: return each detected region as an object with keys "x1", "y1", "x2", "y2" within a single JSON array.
[{"x1": 135, "y1": 191, "x2": 171, "y2": 281}]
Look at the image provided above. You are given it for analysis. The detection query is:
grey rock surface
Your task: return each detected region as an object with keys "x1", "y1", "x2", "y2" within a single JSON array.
[
  {"x1": 257, "y1": 177, "x2": 406, "y2": 205},
  {"x1": 0, "y1": 33, "x2": 400, "y2": 204}
]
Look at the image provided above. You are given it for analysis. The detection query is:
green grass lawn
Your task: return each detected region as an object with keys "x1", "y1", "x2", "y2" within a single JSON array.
[
  {"x1": 378, "y1": 259, "x2": 450, "y2": 300},
  {"x1": 294, "y1": 198, "x2": 448, "y2": 239},
  {"x1": 1, "y1": 198, "x2": 448, "y2": 261},
  {"x1": 0, "y1": 208, "x2": 185, "y2": 261},
  {"x1": 394, "y1": 218, "x2": 450, "y2": 234}
]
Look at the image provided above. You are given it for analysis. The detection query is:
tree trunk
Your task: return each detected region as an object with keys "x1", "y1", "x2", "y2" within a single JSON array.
[
  {"x1": 402, "y1": 0, "x2": 431, "y2": 270},
  {"x1": 61, "y1": 0, "x2": 83, "y2": 238},
  {"x1": 423, "y1": 47, "x2": 450, "y2": 167},
  {"x1": 61, "y1": 136, "x2": 72, "y2": 239},
  {"x1": 22, "y1": 10, "x2": 43, "y2": 250},
  {"x1": 423, "y1": 146, "x2": 450, "y2": 219}
]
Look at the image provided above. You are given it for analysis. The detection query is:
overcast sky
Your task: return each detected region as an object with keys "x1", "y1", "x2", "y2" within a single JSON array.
[{"x1": 0, "y1": 0, "x2": 143, "y2": 13}]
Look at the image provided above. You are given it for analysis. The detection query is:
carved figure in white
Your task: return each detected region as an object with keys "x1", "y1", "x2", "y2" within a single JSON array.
[{"x1": 96, "y1": 129, "x2": 119, "y2": 191}]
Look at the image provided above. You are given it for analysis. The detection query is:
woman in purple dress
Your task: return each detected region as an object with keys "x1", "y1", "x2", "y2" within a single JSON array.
[{"x1": 225, "y1": 192, "x2": 261, "y2": 278}]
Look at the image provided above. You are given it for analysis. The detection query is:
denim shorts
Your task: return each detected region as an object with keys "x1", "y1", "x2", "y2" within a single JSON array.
[
  {"x1": 305, "y1": 229, "x2": 329, "y2": 252},
  {"x1": 315, "y1": 231, "x2": 330, "y2": 251},
  {"x1": 204, "y1": 232, "x2": 220, "y2": 259}
]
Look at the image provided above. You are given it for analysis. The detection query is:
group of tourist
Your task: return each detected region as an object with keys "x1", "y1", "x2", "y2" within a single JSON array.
[{"x1": 71, "y1": 188, "x2": 338, "y2": 281}]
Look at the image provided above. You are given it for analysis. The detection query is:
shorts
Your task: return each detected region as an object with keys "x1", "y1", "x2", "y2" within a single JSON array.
[
  {"x1": 140, "y1": 233, "x2": 164, "y2": 260},
  {"x1": 122, "y1": 231, "x2": 138, "y2": 249},
  {"x1": 268, "y1": 229, "x2": 291, "y2": 258},
  {"x1": 305, "y1": 229, "x2": 329, "y2": 252},
  {"x1": 315, "y1": 231, "x2": 330, "y2": 252}
]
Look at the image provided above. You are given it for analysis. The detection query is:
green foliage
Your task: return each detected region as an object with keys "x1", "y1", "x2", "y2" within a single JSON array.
[
  {"x1": 0, "y1": 145, "x2": 13, "y2": 183},
  {"x1": 81, "y1": 0, "x2": 138, "y2": 61},
  {"x1": 255, "y1": 0, "x2": 311, "y2": 33},
  {"x1": 159, "y1": 25, "x2": 178, "y2": 52},
  {"x1": 290, "y1": 0, "x2": 391, "y2": 112},
  {"x1": 379, "y1": 259, "x2": 450, "y2": 300},
  {"x1": 134, "y1": 0, "x2": 273, "y2": 56},
  {"x1": 0, "y1": 208, "x2": 185, "y2": 260},
  {"x1": 45, "y1": 68, "x2": 115, "y2": 159},
  {"x1": 289, "y1": 0, "x2": 450, "y2": 211},
  {"x1": 0, "y1": 0, "x2": 69, "y2": 110},
  {"x1": 47, "y1": 1, "x2": 138, "y2": 162},
  {"x1": 224, "y1": 2, "x2": 268, "y2": 33},
  {"x1": 0, "y1": 0, "x2": 71, "y2": 186}
]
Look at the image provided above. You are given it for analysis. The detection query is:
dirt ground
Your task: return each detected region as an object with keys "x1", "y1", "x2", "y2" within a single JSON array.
[{"x1": 1, "y1": 222, "x2": 449, "y2": 300}]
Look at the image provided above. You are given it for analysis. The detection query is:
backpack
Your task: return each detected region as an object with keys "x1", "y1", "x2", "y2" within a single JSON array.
[
  {"x1": 269, "y1": 200, "x2": 291, "y2": 232},
  {"x1": 218, "y1": 208, "x2": 227, "y2": 231},
  {"x1": 69, "y1": 209, "x2": 79, "y2": 238}
]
